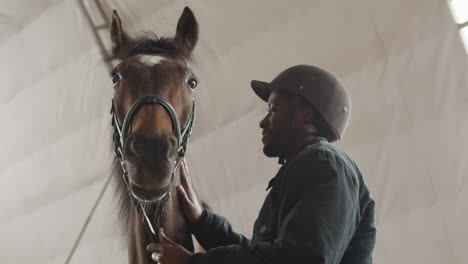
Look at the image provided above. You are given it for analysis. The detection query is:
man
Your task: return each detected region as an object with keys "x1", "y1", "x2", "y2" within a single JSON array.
[{"x1": 147, "y1": 65, "x2": 377, "y2": 264}]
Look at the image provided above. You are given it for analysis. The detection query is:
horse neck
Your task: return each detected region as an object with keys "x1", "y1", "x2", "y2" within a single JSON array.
[
  {"x1": 127, "y1": 202, "x2": 153, "y2": 264},
  {"x1": 126, "y1": 175, "x2": 194, "y2": 264}
]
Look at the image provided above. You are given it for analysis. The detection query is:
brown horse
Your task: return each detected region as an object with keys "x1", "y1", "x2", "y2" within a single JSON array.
[{"x1": 109, "y1": 7, "x2": 199, "y2": 264}]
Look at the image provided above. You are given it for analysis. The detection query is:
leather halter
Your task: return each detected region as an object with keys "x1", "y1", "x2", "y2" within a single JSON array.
[
  {"x1": 111, "y1": 97, "x2": 196, "y2": 159},
  {"x1": 110, "y1": 57, "x2": 197, "y2": 242}
]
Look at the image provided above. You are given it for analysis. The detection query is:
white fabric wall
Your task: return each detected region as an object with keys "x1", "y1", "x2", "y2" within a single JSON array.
[{"x1": 1, "y1": 0, "x2": 467, "y2": 263}]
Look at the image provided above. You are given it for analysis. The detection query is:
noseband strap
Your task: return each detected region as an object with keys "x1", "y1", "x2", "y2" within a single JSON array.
[
  {"x1": 122, "y1": 96, "x2": 181, "y2": 150},
  {"x1": 112, "y1": 96, "x2": 196, "y2": 159}
]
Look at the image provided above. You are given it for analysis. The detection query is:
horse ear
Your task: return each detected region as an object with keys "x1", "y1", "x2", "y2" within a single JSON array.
[
  {"x1": 111, "y1": 10, "x2": 130, "y2": 58},
  {"x1": 174, "y1": 7, "x2": 199, "y2": 57}
]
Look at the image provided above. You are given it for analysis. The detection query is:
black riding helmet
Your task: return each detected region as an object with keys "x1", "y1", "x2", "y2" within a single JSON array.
[{"x1": 251, "y1": 65, "x2": 351, "y2": 142}]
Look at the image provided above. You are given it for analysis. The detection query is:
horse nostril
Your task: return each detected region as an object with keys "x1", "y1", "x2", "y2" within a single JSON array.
[
  {"x1": 126, "y1": 135, "x2": 140, "y2": 156},
  {"x1": 159, "y1": 137, "x2": 169, "y2": 158},
  {"x1": 167, "y1": 136, "x2": 177, "y2": 149},
  {"x1": 125, "y1": 134, "x2": 178, "y2": 161},
  {"x1": 159, "y1": 134, "x2": 178, "y2": 159}
]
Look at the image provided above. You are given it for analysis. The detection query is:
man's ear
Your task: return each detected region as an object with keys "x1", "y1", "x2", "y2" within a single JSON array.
[{"x1": 297, "y1": 106, "x2": 316, "y2": 125}]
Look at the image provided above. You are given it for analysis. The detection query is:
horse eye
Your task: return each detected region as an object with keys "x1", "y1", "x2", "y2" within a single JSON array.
[
  {"x1": 111, "y1": 71, "x2": 121, "y2": 86},
  {"x1": 187, "y1": 77, "x2": 198, "y2": 90}
]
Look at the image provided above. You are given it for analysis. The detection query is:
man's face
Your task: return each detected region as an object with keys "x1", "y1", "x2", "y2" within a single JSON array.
[{"x1": 259, "y1": 91, "x2": 291, "y2": 157}]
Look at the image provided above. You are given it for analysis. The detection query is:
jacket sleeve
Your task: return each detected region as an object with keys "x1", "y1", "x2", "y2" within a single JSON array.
[
  {"x1": 190, "y1": 157, "x2": 360, "y2": 264},
  {"x1": 191, "y1": 209, "x2": 251, "y2": 250}
]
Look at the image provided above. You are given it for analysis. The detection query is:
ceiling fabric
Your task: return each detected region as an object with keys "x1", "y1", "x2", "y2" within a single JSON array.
[{"x1": 0, "y1": 0, "x2": 467, "y2": 263}]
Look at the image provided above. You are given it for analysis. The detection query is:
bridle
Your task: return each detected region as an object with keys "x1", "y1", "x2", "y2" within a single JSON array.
[{"x1": 110, "y1": 56, "x2": 197, "y2": 242}]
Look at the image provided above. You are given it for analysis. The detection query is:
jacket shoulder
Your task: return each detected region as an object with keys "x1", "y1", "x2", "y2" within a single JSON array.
[{"x1": 283, "y1": 140, "x2": 360, "y2": 188}]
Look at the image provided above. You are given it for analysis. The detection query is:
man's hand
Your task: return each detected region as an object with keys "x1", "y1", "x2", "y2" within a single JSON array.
[
  {"x1": 177, "y1": 160, "x2": 203, "y2": 223},
  {"x1": 147, "y1": 228, "x2": 193, "y2": 264}
]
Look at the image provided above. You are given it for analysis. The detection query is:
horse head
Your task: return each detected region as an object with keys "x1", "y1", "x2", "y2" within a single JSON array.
[{"x1": 110, "y1": 7, "x2": 199, "y2": 203}]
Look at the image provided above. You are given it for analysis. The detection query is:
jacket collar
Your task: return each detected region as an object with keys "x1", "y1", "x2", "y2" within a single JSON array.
[{"x1": 266, "y1": 137, "x2": 328, "y2": 190}]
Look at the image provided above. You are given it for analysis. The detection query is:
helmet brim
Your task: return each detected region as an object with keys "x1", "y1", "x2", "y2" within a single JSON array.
[{"x1": 250, "y1": 80, "x2": 278, "y2": 102}]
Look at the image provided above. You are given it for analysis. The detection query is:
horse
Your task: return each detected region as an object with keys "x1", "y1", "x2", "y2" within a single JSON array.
[{"x1": 108, "y1": 7, "x2": 200, "y2": 264}]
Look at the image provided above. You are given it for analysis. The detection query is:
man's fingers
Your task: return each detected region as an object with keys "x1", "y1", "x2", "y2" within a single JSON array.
[
  {"x1": 182, "y1": 160, "x2": 194, "y2": 188},
  {"x1": 147, "y1": 244, "x2": 166, "y2": 263},
  {"x1": 159, "y1": 228, "x2": 179, "y2": 246},
  {"x1": 179, "y1": 160, "x2": 191, "y2": 191},
  {"x1": 180, "y1": 160, "x2": 197, "y2": 198},
  {"x1": 178, "y1": 160, "x2": 203, "y2": 223},
  {"x1": 177, "y1": 185, "x2": 193, "y2": 207},
  {"x1": 181, "y1": 166, "x2": 196, "y2": 200},
  {"x1": 151, "y1": 252, "x2": 160, "y2": 262},
  {"x1": 147, "y1": 234, "x2": 177, "y2": 263},
  {"x1": 147, "y1": 229, "x2": 194, "y2": 263},
  {"x1": 147, "y1": 243, "x2": 164, "y2": 252}
]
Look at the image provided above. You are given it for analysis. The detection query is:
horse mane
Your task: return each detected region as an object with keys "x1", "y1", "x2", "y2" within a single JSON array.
[
  {"x1": 112, "y1": 158, "x2": 130, "y2": 235},
  {"x1": 110, "y1": 33, "x2": 187, "y2": 61}
]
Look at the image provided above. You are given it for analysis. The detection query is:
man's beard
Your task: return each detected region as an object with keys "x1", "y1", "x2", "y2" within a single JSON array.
[
  {"x1": 263, "y1": 124, "x2": 317, "y2": 158},
  {"x1": 263, "y1": 135, "x2": 283, "y2": 157},
  {"x1": 263, "y1": 127, "x2": 292, "y2": 157}
]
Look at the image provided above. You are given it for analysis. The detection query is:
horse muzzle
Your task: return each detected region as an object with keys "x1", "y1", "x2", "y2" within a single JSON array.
[
  {"x1": 122, "y1": 133, "x2": 178, "y2": 201},
  {"x1": 129, "y1": 182, "x2": 171, "y2": 202}
]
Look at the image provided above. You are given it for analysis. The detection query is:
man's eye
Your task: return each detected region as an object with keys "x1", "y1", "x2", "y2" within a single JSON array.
[{"x1": 111, "y1": 71, "x2": 121, "y2": 86}]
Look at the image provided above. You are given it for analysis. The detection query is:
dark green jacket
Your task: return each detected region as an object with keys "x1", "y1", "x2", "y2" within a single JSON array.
[{"x1": 190, "y1": 137, "x2": 376, "y2": 264}]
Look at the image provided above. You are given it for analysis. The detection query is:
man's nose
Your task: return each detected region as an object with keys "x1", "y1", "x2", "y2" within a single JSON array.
[{"x1": 259, "y1": 114, "x2": 268, "y2": 129}]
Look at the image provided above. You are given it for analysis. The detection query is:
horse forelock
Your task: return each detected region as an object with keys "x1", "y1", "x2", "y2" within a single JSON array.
[{"x1": 110, "y1": 33, "x2": 188, "y2": 62}]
